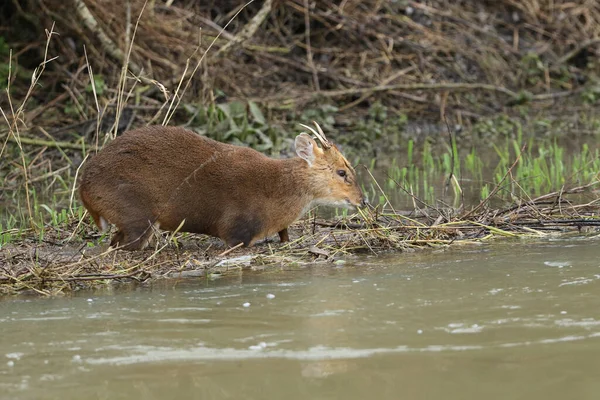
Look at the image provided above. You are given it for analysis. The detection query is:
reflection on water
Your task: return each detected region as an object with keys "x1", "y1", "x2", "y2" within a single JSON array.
[{"x1": 2, "y1": 235, "x2": 600, "y2": 399}]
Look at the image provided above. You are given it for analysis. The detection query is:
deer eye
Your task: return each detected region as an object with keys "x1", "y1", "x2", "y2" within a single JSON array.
[{"x1": 337, "y1": 170, "x2": 347, "y2": 178}]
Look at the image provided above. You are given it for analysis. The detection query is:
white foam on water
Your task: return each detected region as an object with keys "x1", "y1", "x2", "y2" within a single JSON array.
[
  {"x1": 543, "y1": 261, "x2": 571, "y2": 268},
  {"x1": 554, "y1": 318, "x2": 600, "y2": 328},
  {"x1": 155, "y1": 319, "x2": 211, "y2": 324},
  {"x1": 85, "y1": 332, "x2": 600, "y2": 366},
  {"x1": 559, "y1": 278, "x2": 595, "y2": 287}
]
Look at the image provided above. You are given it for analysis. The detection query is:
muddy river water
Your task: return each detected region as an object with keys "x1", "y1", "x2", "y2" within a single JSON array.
[{"x1": 2, "y1": 235, "x2": 600, "y2": 399}]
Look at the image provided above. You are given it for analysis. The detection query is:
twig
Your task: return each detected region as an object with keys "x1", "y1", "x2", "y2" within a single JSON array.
[
  {"x1": 498, "y1": 181, "x2": 600, "y2": 216},
  {"x1": 114, "y1": 0, "x2": 148, "y2": 139},
  {"x1": 215, "y1": 0, "x2": 273, "y2": 57},
  {"x1": 338, "y1": 66, "x2": 417, "y2": 112},
  {"x1": 3, "y1": 135, "x2": 95, "y2": 151},
  {"x1": 257, "y1": 82, "x2": 522, "y2": 102},
  {"x1": 555, "y1": 38, "x2": 600, "y2": 66},
  {"x1": 74, "y1": 0, "x2": 141, "y2": 74},
  {"x1": 303, "y1": 0, "x2": 320, "y2": 91},
  {"x1": 163, "y1": 0, "x2": 258, "y2": 125},
  {"x1": 217, "y1": 242, "x2": 244, "y2": 257},
  {"x1": 461, "y1": 146, "x2": 524, "y2": 219}
]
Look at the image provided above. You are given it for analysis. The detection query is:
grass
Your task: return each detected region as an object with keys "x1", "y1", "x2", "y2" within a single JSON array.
[
  {"x1": 3, "y1": 178, "x2": 600, "y2": 296},
  {"x1": 3, "y1": 122, "x2": 600, "y2": 295},
  {"x1": 6, "y1": 100, "x2": 600, "y2": 295},
  {"x1": 379, "y1": 127, "x2": 600, "y2": 210}
]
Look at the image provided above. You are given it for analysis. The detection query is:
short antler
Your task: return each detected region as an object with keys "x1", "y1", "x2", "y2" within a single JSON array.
[{"x1": 299, "y1": 121, "x2": 332, "y2": 149}]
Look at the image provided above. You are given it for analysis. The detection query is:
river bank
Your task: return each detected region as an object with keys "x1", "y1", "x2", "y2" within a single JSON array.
[{"x1": 2, "y1": 182, "x2": 600, "y2": 296}]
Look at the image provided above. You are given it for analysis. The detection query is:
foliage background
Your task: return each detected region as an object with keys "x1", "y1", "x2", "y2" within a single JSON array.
[{"x1": 1, "y1": 0, "x2": 600, "y2": 140}]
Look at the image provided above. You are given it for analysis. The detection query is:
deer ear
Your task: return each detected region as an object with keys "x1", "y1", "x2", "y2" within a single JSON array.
[{"x1": 295, "y1": 133, "x2": 316, "y2": 166}]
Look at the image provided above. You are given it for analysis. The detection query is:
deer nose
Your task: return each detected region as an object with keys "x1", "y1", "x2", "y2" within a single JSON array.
[{"x1": 360, "y1": 196, "x2": 369, "y2": 208}]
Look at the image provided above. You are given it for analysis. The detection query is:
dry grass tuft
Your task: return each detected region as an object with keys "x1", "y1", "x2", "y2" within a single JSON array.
[{"x1": 3, "y1": 0, "x2": 600, "y2": 129}]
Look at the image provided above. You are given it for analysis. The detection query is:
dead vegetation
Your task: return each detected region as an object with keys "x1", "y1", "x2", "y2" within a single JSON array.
[
  {"x1": 2, "y1": 180, "x2": 600, "y2": 296},
  {"x1": 2, "y1": 0, "x2": 600, "y2": 134}
]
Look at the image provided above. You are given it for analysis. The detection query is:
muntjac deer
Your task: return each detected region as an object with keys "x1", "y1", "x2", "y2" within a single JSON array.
[{"x1": 79, "y1": 122, "x2": 367, "y2": 250}]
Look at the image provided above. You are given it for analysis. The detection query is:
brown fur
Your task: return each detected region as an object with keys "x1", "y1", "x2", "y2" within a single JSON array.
[{"x1": 78, "y1": 125, "x2": 366, "y2": 250}]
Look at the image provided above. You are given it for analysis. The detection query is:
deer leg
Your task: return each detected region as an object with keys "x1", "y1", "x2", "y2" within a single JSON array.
[
  {"x1": 278, "y1": 228, "x2": 289, "y2": 243},
  {"x1": 110, "y1": 220, "x2": 156, "y2": 250}
]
